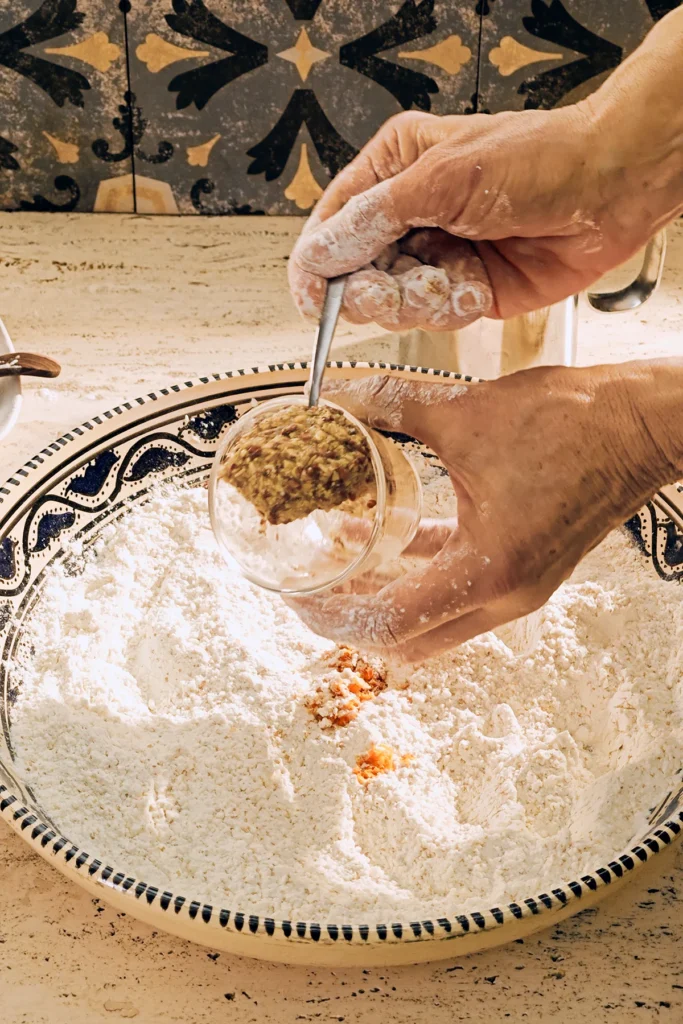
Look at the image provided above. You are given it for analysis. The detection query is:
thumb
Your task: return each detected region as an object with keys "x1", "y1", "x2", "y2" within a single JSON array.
[
  {"x1": 321, "y1": 374, "x2": 470, "y2": 450},
  {"x1": 293, "y1": 163, "x2": 438, "y2": 278}
]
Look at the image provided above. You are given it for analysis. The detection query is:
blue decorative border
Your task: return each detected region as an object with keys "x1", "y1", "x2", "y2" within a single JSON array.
[{"x1": 0, "y1": 361, "x2": 680, "y2": 950}]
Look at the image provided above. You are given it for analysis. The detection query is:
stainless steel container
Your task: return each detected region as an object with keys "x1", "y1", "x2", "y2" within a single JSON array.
[{"x1": 388, "y1": 230, "x2": 667, "y2": 379}]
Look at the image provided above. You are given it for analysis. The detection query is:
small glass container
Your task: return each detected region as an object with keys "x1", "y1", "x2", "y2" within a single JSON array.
[{"x1": 209, "y1": 395, "x2": 422, "y2": 595}]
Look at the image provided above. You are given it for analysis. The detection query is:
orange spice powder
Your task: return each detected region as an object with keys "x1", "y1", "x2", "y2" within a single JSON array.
[
  {"x1": 305, "y1": 646, "x2": 387, "y2": 728},
  {"x1": 353, "y1": 744, "x2": 414, "y2": 784}
]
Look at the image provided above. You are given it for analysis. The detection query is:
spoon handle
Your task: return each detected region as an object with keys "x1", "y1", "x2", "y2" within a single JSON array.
[
  {"x1": 0, "y1": 352, "x2": 61, "y2": 379},
  {"x1": 308, "y1": 275, "x2": 346, "y2": 408}
]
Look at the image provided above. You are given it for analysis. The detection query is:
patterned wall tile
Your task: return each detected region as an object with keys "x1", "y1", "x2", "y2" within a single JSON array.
[
  {"x1": 123, "y1": 0, "x2": 481, "y2": 215},
  {"x1": 9, "y1": 2, "x2": 677, "y2": 214},
  {"x1": 0, "y1": 0, "x2": 132, "y2": 212},
  {"x1": 479, "y1": 0, "x2": 682, "y2": 114}
]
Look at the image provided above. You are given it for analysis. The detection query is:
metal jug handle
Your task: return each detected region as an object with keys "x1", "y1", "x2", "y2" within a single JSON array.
[{"x1": 586, "y1": 230, "x2": 666, "y2": 312}]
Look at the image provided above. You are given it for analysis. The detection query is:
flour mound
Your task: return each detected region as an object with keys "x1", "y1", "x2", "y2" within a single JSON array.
[{"x1": 11, "y1": 461, "x2": 683, "y2": 921}]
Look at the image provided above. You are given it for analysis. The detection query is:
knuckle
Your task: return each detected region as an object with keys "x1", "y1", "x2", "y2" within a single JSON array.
[
  {"x1": 369, "y1": 374, "x2": 411, "y2": 410},
  {"x1": 368, "y1": 619, "x2": 401, "y2": 649},
  {"x1": 347, "y1": 190, "x2": 381, "y2": 232},
  {"x1": 385, "y1": 111, "x2": 421, "y2": 135},
  {"x1": 361, "y1": 599, "x2": 403, "y2": 649},
  {"x1": 388, "y1": 110, "x2": 437, "y2": 134},
  {"x1": 344, "y1": 275, "x2": 400, "y2": 322},
  {"x1": 378, "y1": 112, "x2": 440, "y2": 176},
  {"x1": 349, "y1": 376, "x2": 400, "y2": 423}
]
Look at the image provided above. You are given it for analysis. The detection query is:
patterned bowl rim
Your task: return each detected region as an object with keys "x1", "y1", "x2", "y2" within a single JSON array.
[{"x1": 0, "y1": 359, "x2": 681, "y2": 950}]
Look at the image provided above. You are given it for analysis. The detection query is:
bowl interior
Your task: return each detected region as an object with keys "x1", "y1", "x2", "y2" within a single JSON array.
[{"x1": 0, "y1": 364, "x2": 681, "y2": 961}]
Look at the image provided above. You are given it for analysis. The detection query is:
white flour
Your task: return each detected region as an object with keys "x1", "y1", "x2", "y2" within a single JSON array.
[{"x1": 11, "y1": 456, "x2": 683, "y2": 922}]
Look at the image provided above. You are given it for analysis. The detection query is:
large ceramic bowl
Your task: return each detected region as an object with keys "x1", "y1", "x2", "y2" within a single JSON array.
[
  {"x1": 0, "y1": 316, "x2": 22, "y2": 442},
  {"x1": 0, "y1": 363, "x2": 681, "y2": 967}
]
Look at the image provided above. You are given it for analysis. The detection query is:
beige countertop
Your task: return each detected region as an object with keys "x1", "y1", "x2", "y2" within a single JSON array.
[{"x1": 0, "y1": 213, "x2": 681, "y2": 1023}]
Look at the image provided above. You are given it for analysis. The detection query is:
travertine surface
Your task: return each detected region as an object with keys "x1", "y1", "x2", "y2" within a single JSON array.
[{"x1": 0, "y1": 213, "x2": 681, "y2": 1023}]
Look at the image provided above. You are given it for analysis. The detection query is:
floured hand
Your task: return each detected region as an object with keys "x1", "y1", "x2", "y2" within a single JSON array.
[
  {"x1": 288, "y1": 61, "x2": 683, "y2": 331},
  {"x1": 285, "y1": 365, "x2": 683, "y2": 662}
]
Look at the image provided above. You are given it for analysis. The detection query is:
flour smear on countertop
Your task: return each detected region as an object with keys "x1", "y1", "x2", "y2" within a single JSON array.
[{"x1": 10, "y1": 455, "x2": 683, "y2": 922}]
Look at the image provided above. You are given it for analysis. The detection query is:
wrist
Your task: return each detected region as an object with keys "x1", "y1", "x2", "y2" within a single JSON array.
[
  {"x1": 591, "y1": 361, "x2": 683, "y2": 499},
  {"x1": 621, "y1": 360, "x2": 683, "y2": 481},
  {"x1": 577, "y1": 9, "x2": 683, "y2": 238}
]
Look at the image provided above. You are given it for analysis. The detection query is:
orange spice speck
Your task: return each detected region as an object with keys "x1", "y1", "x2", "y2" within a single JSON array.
[
  {"x1": 305, "y1": 645, "x2": 387, "y2": 728},
  {"x1": 353, "y1": 744, "x2": 414, "y2": 784}
]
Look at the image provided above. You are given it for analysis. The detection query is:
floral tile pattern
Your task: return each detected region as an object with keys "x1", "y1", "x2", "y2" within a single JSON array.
[
  {"x1": 0, "y1": 0, "x2": 479, "y2": 213},
  {"x1": 0, "y1": 0, "x2": 132, "y2": 212},
  {"x1": 124, "y1": 0, "x2": 480, "y2": 214},
  {"x1": 1, "y1": 1, "x2": 682, "y2": 213},
  {"x1": 479, "y1": 0, "x2": 682, "y2": 114}
]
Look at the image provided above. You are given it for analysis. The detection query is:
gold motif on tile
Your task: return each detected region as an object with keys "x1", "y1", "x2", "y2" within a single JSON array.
[
  {"x1": 399, "y1": 35, "x2": 471, "y2": 75},
  {"x1": 489, "y1": 36, "x2": 562, "y2": 77},
  {"x1": 95, "y1": 175, "x2": 178, "y2": 215},
  {"x1": 277, "y1": 28, "x2": 330, "y2": 82},
  {"x1": 136, "y1": 33, "x2": 210, "y2": 74},
  {"x1": 45, "y1": 33, "x2": 121, "y2": 74},
  {"x1": 42, "y1": 132, "x2": 79, "y2": 164},
  {"x1": 284, "y1": 144, "x2": 323, "y2": 210},
  {"x1": 187, "y1": 135, "x2": 221, "y2": 167},
  {"x1": 94, "y1": 174, "x2": 135, "y2": 213},
  {"x1": 135, "y1": 177, "x2": 179, "y2": 214}
]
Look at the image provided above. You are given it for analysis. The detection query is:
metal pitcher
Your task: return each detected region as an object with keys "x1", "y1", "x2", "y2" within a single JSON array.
[{"x1": 389, "y1": 230, "x2": 667, "y2": 379}]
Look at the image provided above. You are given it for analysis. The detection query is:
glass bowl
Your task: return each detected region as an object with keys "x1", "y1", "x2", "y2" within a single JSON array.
[{"x1": 208, "y1": 395, "x2": 422, "y2": 595}]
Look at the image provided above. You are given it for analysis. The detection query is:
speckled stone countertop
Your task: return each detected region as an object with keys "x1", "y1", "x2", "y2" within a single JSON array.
[{"x1": 0, "y1": 213, "x2": 681, "y2": 1024}]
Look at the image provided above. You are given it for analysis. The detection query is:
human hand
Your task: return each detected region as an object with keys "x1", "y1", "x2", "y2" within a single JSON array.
[
  {"x1": 286, "y1": 365, "x2": 682, "y2": 663},
  {"x1": 288, "y1": 64, "x2": 683, "y2": 331}
]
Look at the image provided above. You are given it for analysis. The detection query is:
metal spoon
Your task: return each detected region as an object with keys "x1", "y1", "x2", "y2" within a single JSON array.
[
  {"x1": 308, "y1": 275, "x2": 346, "y2": 407},
  {"x1": 0, "y1": 352, "x2": 61, "y2": 379},
  {"x1": 587, "y1": 230, "x2": 666, "y2": 312}
]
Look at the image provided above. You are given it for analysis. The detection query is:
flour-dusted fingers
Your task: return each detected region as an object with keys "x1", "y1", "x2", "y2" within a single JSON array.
[
  {"x1": 288, "y1": 112, "x2": 450, "y2": 321},
  {"x1": 400, "y1": 229, "x2": 494, "y2": 328},
  {"x1": 338, "y1": 263, "x2": 457, "y2": 330},
  {"x1": 286, "y1": 536, "x2": 490, "y2": 651},
  {"x1": 293, "y1": 176, "x2": 418, "y2": 279},
  {"x1": 290, "y1": 119, "x2": 493, "y2": 280},
  {"x1": 403, "y1": 516, "x2": 457, "y2": 558},
  {"x1": 288, "y1": 262, "x2": 437, "y2": 329},
  {"x1": 389, "y1": 263, "x2": 453, "y2": 329},
  {"x1": 339, "y1": 266, "x2": 401, "y2": 326},
  {"x1": 287, "y1": 205, "x2": 327, "y2": 320},
  {"x1": 388, "y1": 607, "x2": 502, "y2": 664},
  {"x1": 320, "y1": 373, "x2": 472, "y2": 449}
]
